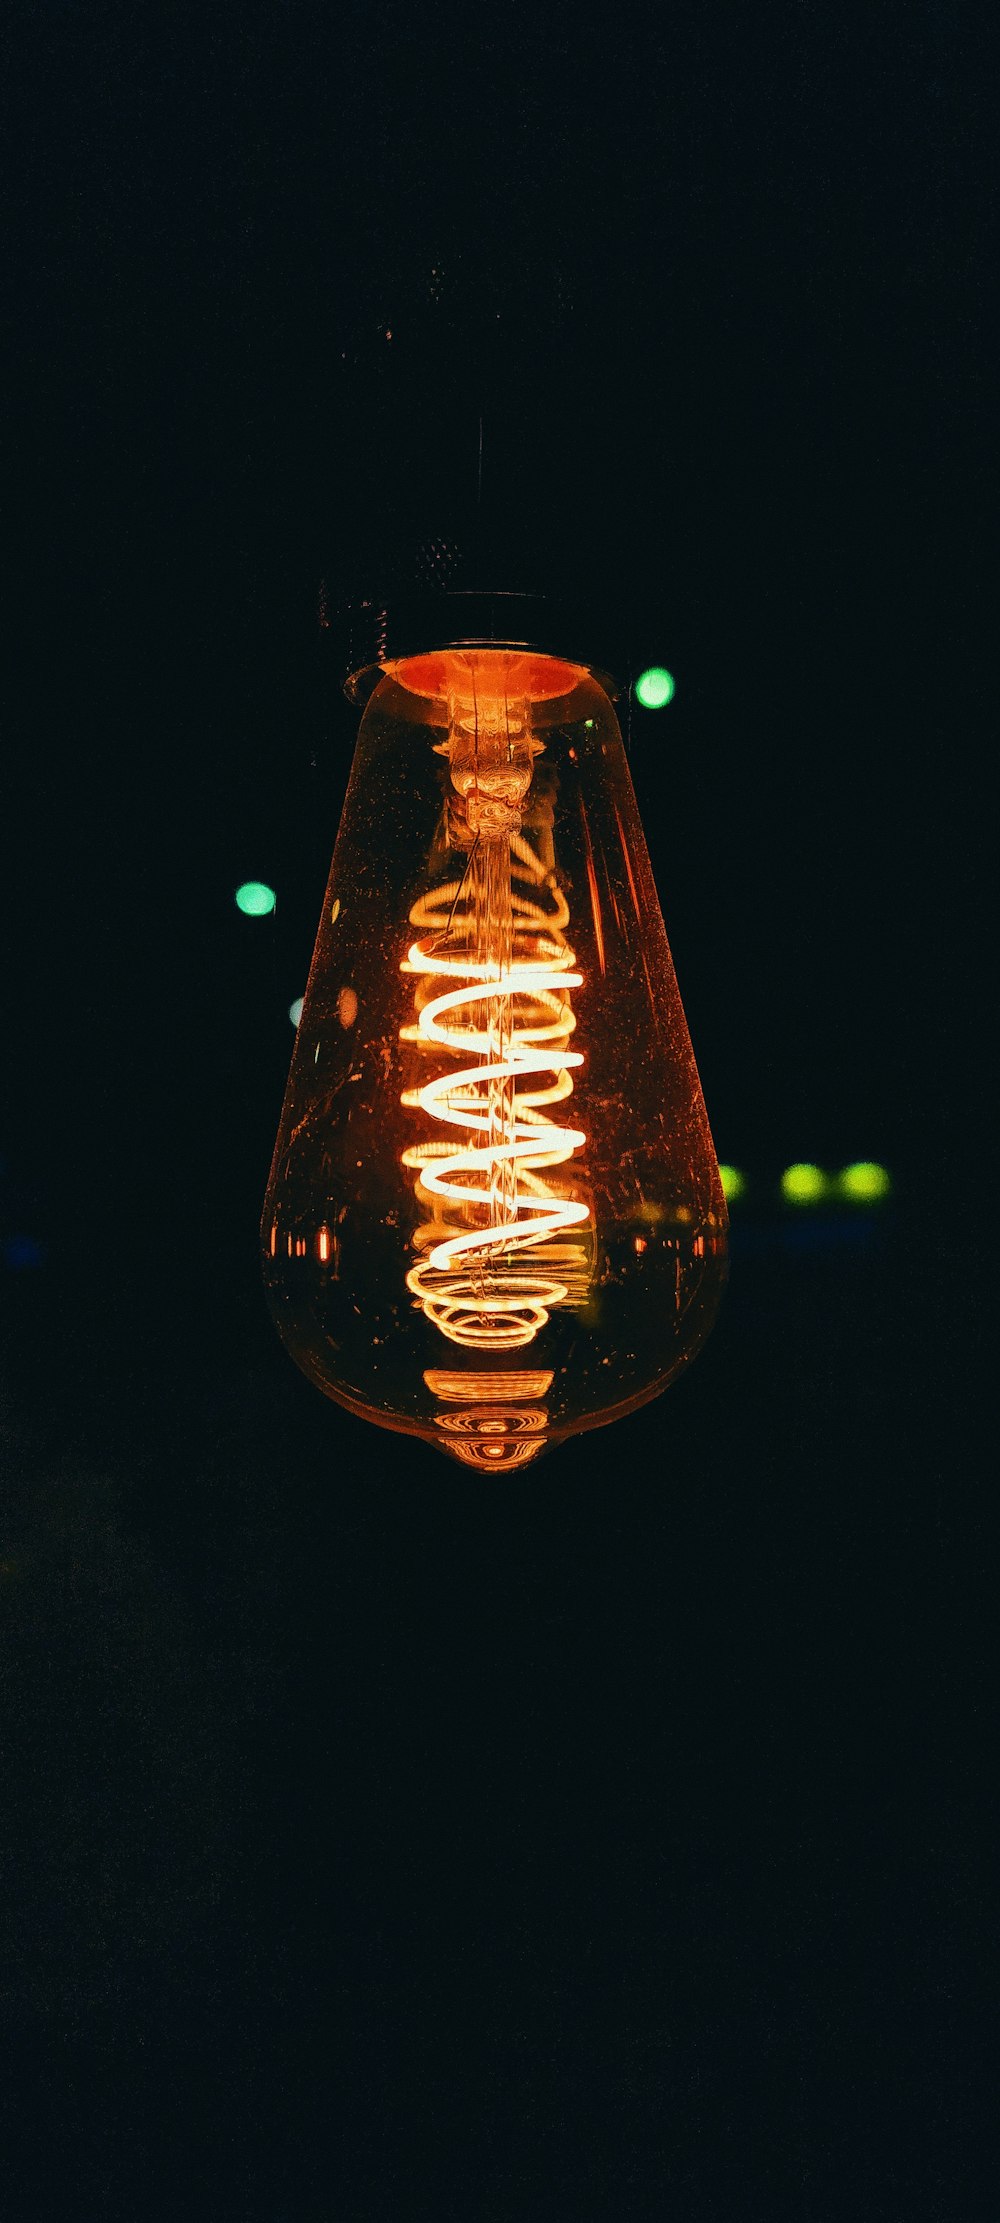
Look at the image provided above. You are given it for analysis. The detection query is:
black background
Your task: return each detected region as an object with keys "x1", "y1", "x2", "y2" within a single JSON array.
[{"x1": 2, "y1": 6, "x2": 993, "y2": 2217}]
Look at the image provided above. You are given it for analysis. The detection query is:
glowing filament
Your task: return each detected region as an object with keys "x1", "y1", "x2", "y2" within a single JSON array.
[{"x1": 400, "y1": 820, "x2": 592, "y2": 1350}]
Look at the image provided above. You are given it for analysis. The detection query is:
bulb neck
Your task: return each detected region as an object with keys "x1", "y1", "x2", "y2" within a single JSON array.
[{"x1": 324, "y1": 588, "x2": 624, "y2": 706}]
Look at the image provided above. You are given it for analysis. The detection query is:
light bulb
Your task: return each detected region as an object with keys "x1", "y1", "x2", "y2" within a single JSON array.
[{"x1": 262, "y1": 645, "x2": 727, "y2": 1466}]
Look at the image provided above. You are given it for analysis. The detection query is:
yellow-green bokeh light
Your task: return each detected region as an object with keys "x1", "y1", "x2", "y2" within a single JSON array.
[
  {"x1": 781, "y1": 1162, "x2": 828, "y2": 1205},
  {"x1": 235, "y1": 881, "x2": 276, "y2": 917},
  {"x1": 719, "y1": 1164, "x2": 746, "y2": 1202},
  {"x1": 837, "y1": 1161, "x2": 891, "y2": 1202},
  {"x1": 635, "y1": 666, "x2": 676, "y2": 709}
]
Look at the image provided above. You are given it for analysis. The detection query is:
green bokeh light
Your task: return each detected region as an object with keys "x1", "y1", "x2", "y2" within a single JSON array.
[
  {"x1": 781, "y1": 1162, "x2": 828, "y2": 1205},
  {"x1": 635, "y1": 666, "x2": 676, "y2": 710},
  {"x1": 288, "y1": 996, "x2": 304, "y2": 1027},
  {"x1": 719, "y1": 1164, "x2": 746, "y2": 1202},
  {"x1": 838, "y1": 1161, "x2": 891, "y2": 1202},
  {"x1": 235, "y1": 881, "x2": 276, "y2": 917}
]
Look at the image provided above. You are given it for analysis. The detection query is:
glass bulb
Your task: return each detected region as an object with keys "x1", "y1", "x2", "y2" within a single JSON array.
[{"x1": 261, "y1": 648, "x2": 727, "y2": 1466}]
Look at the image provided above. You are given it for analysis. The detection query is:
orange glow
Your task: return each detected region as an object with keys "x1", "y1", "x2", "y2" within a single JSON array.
[
  {"x1": 439, "y1": 1435, "x2": 547, "y2": 1470},
  {"x1": 389, "y1": 649, "x2": 584, "y2": 703},
  {"x1": 435, "y1": 1407, "x2": 547, "y2": 1436},
  {"x1": 423, "y1": 1369, "x2": 554, "y2": 1401},
  {"x1": 399, "y1": 655, "x2": 592, "y2": 1352},
  {"x1": 612, "y1": 799, "x2": 642, "y2": 922},
  {"x1": 317, "y1": 1226, "x2": 331, "y2": 1263},
  {"x1": 434, "y1": 1403, "x2": 550, "y2": 1470}
]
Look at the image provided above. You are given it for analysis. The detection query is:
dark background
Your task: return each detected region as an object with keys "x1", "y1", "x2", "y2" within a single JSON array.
[{"x1": 2, "y1": 5, "x2": 993, "y2": 2217}]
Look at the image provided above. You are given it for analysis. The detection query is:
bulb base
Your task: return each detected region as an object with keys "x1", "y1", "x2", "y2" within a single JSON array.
[{"x1": 323, "y1": 588, "x2": 623, "y2": 705}]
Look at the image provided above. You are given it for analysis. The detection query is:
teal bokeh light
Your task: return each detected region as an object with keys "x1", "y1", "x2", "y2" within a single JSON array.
[
  {"x1": 635, "y1": 666, "x2": 676, "y2": 710},
  {"x1": 235, "y1": 881, "x2": 276, "y2": 917}
]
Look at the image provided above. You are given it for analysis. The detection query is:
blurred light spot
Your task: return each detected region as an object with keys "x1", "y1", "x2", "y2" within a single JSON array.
[
  {"x1": 235, "y1": 881, "x2": 275, "y2": 917},
  {"x1": 330, "y1": 898, "x2": 341, "y2": 924},
  {"x1": 781, "y1": 1163, "x2": 828, "y2": 1204},
  {"x1": 289, "y1": 996, "x2": 304, "y2": 1026},
  {"x1": 635, "y1": 666, "x2": 675, "y2": 709},
  {"x1": 838, "y1": 1160, "x2": 891, "y2": 1202},
  {"x1": 719, "y1": 1164, "x2": 746, "y2": 1202},
  {"x1": 338, "y1": 986, "x2": 358, "y2": 1028},
  {"x1": 4, "y1": 1235, "x2": 45, "y2": 1268}
]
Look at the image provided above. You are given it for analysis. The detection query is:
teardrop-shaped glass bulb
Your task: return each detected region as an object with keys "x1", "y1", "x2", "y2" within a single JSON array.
[{"x1": 262, "y1": 649, "x2": 727, "y2": 1466}]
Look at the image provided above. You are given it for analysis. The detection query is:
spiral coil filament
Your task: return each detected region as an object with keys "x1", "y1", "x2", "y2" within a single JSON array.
[
  {"x1": 261, "y1": 642, "x2": 728, "y2": 1465},
  {"x1": 399, "y1": 666, "x2": 594, "y2": 1351}
]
